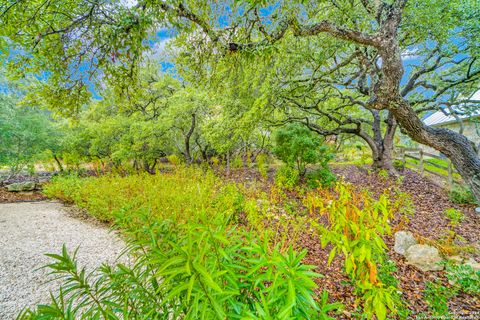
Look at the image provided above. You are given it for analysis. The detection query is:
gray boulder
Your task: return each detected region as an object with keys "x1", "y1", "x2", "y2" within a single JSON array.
[
  {"x1": 405, "y1": 244, "x2": 443, "y2": 272},
  {"x1": 394, "y1": 231, "x2": 417, "y2": 255},
  {"x1": 6, "y1": 181, "x2": 36, "y2": 192}
]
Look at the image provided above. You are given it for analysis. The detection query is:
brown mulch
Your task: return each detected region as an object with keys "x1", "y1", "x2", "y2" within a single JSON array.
[
  {"x1": 327, "y1": 165, "x2": 480, "y2": 317},
  {"x1": 0, "y1": 188, "x2": 48, "y2": 203},
  {"x1": 227, "y1": 165, "x2": 480, "y2": 317}
]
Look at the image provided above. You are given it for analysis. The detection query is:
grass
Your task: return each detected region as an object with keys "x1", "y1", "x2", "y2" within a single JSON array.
[{"x1": 404, "y1": 156, "x2": 462, "y2": 181}]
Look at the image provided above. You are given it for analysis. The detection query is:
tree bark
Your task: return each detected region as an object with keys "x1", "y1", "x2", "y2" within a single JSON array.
[
  {"x1": 372, "y1": 111, "x2": 397, "y2": 172},
  {"x1": 183, "y1": 113, "x2": 196, "y2": 164},
  {"x1": 53, "y1": 154, "x2": 64, "y2": 172},
  {"x1": 391, "y1": 101, "x2": 480, "y2": 202}
]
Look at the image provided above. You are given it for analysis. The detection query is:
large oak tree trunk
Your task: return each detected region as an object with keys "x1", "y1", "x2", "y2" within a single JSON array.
[
  {"x1": 358, "y1": 111, "x2": 397, "y2": 173},
  {"x1": 392, "y1": 102, "x2": 480, "y2": 203}
]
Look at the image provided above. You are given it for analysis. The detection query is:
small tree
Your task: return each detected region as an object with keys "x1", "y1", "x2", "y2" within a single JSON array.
[{"x1": 274, "y1": 124, "x2": 332, "y2": 176}]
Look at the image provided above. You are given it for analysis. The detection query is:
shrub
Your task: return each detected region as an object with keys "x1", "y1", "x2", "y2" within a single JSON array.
[
  {"x1": 232, "y1": 154, "x2": 243, "y2": 169},
  {"x1": 210, "y1": 156, "x2": 220, "y2": 167},
  {"x1": 443, "y1": 208, "x2": 464, "y2": 226},
  {"x1": 20, "y1": 227, "x2": 333, "y2": 319},
  {"x1": 393, "y1": 159, "x2": 405, "y2": 170},
  {"x1": 275, "y1": 165, "x2": 299, "y2": 190},
  {"x1": 423, "y1": 281, "x2": 455, "y2": 317},
  {"x1": 167, "y1": 154, "x2": 181, "y2": 166},
  {"x1": 273, "y1": 124, "x2": 333, "y2": 176},
  {"x1": 308, "y1": 184, "x2": 399, "y2": 320},
  {"x1": 306, "y1": 168, "x2": 337, "y2": 189},
  {"x1": 448, "y1": 185, "x2": 476, "y2": 205}
]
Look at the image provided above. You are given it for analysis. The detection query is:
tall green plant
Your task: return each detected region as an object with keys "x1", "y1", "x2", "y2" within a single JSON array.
[
  {"x1": 306, "y1": 184, "x2": 399, "y2": 319},
  {"x1": 35, "y1": 168, "x2": 342, "y2": 319}
]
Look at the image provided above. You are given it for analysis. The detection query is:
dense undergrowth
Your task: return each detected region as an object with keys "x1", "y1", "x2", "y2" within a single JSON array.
[
  {"x1": 22, "y1": 167, "x2": 421, "y2": 319},
  {"x1": 22, "y1": 167, "x2": 340, "y2": 319}
]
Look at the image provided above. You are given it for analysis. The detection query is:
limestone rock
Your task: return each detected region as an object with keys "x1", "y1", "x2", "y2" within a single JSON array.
[
  {"x1": 405, "y1": 244, "x2": 443, "y2": 272},
  {"x1": 465, "y1": 258, "x2": 480, "y2": 272},
  {"x1": 394, "y1": 231, "x2": 417, "y2": 255},
  {"x1": 447, "y1": 255, "x2": 464, "y2": 264},
  {"x1": 6, "y1": 181, "x2": 36, "y2": 192}
]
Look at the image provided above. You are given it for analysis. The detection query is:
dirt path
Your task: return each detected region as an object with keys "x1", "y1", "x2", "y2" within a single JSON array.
[{"x1": 0, "y1": 201, "x2": 125, "y2": 319}]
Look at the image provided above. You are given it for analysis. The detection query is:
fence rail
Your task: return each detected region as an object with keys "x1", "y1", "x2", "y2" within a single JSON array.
[{"x1": 394, "y1": 147, "x2": 462, "y2": 186}]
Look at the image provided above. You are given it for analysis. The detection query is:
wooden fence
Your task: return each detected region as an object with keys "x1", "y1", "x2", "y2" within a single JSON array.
[{"x1": 394, "y1": 147, "x2": 462, "y2": 186}]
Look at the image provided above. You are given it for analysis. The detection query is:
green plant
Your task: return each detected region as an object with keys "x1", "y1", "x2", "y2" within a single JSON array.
[
  {"x1": 273, "y1": 124, "x2": 333, "y2": 176},
  {"x1": 377, "y1": 169, "x2": 389, "y2": 179},
  {"x1": 38, "y1": 167, "x2": 342, "y2": 319},
  {"x1": 392, "y1": 160, "x2": 405, "y2": 170},
  {"x1": 446, "y1": 263, "x2": 480, "y2": 295},
  {"x1": 306, "y1": 168, "x2": 336, "y2": 189},
  {"x1": 443, "y1": 208, "x2": 464, "y2": 226},
  {"x1": 232, "y1": 154, "x2": 243, "y2": 169},
  {"x1": 423, "y1": 281, "x2": 456, "y2": 317},
  {"x1": 275, "y1": 165, "x2": 299, "y2": 190},
  {"x1": 312, "y1": 184, "x2": 399, "y2": 320},
  {"x1": 167, "y1": 154, "x2": 181, "y2": 166},
  {"x1": 448, "y1": 185, "x2": 477, "y2": 205},
  {"x1": 256, "y1": 154, "x2": 269, "y2": 179},
  {"x1": 377, "y1": 260, "x2": 409, "y2": 319},
  {"x1": 20, "y1": 229, "x2": 332, "y2": 319}
]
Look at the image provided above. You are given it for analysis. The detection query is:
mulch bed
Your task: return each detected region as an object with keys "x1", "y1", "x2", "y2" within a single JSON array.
[
  {"x1": 0, "y1": 188, "x2": 48, "y2": 203},
  {"x1": 324, "y1": 165, "x2": 480, "y2": 317},
  {"x1": 226, "y1": 165, "x2": 480, "y2": 317}
]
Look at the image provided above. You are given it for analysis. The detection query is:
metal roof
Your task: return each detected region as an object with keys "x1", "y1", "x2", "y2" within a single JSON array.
[{"x1": 423, "y1": 91, "x2": 480, "y2": 127}]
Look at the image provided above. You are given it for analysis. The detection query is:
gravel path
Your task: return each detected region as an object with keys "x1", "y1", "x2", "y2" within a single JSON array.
[{"x1": 0, "y1": 201, "x2": 125, "y2": 319}]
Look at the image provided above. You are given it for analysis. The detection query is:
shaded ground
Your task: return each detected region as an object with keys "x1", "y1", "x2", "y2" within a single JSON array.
[
  {"x1": 226, "y1": 165, "x2": 480, "y2": 317},
  {"x1": 319, "y1": 165, "x2": 480, "y2": 317},
  {"x1": 0, "y1": 201, "x2": 125, "y2": 319},
  {"x1": 0, "y1": 188, "x2": 47, "y2": 202}
]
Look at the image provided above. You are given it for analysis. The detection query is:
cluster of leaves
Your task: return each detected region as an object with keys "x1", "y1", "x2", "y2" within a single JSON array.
[
  {"x1": 255, "y1": 154, "x2": 270, "y2": 179},
  {"x1": 305, "y1": 184, "x2": 400, "y2": 319},
  {"x1": 446, "y1": 263, "x2": 480, "y2": 296},
  {"x1": 443, "y1": 208, "x2": 464, "y2": 226},
  {"x1": 0, "y1": 87, "x2": 61, "y2": 175},
  {"x1": 448, "y1": 184, "x2": 477, "y2": 205},
  {"x1": 423, "y1": 281, "x2": 455, "y2": 317},
  {"x1": 274, "y1": 124, "x2": 333, "y2": 177},
  {"x1": 421, "y1": 263, "x2": 479, "y2": 317},
  {"x1": 273, "y1": 123, "x2": 336, "y2": 189},
  {"x1": 35, "y1": 167, "x2": 341, "y2": 319}
]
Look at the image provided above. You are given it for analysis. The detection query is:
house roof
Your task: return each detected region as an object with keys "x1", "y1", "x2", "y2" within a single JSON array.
[{"x1": 423, "y1": 91, "x2": 480, "y2": 127}]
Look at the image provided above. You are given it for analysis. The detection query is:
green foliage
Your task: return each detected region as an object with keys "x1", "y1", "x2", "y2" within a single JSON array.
[
  {"x1": 274, "y1": 124, "x2": 332, "y2": 176},
  {"x1": 448, "y1": 185, "x2": 477, "y2": 205},
  {"x1": 0, "y1": 91, "x2": 61, "y2": 173},
  {"x1": 275, "y1": 165, "x2": 299, "y2": 190},
  {"x1": 392, "y1": 160, "x2": 405, "y2": 170},
  {"x1": 446, "y1": 263, "x2": 480, "y2": 295},
  {"x1": 38, "y1": 168, "x2": 340, "y2": 318},
  {"x1": 305, "y1": 168, "x2": 337, "y2": 189},
  {"x1": 423, "y1": 281, "x2": 455, "y2": 317},
  {"x1": 255, "y1": 154, "x2": 269, "y2": 179},
  {"x1": 443, "y1": 208, "x2": 464, "y2": 226},
  {"x1": 167, "y1": 154, "x2": 181, "y2": 166},
  {"x1": 377, "y1": 260, "x2": 409, "y2": 319},
  {"x1": 308, "y1": 184, "x2": 399, "y2": 319},
  {"x1": 232, "y1": 155, "x2": 243, "y2": 169},
  {"x1": 21, "y1": 231, "x2": 328, "y2": 319}
]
